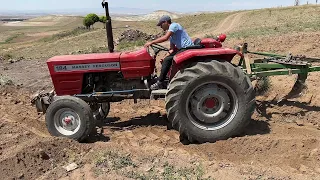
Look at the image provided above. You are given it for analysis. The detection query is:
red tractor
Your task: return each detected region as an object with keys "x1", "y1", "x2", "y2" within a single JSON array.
[{"x1": 32, "y1": 2, "x2": 255, "y2": 144}]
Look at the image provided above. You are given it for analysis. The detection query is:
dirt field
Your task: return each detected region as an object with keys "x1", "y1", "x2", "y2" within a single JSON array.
[{"x1": 1, "y1": 5, "x2": 320, "y2": 180}]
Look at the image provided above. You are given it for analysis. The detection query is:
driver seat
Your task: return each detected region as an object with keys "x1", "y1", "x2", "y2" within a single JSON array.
[
  {"x1": 194, "y1": 38, "x2": 202, "y2": 46},
  {"x1": 183, "y1": 38, "x2": 204, "y2": 50}
]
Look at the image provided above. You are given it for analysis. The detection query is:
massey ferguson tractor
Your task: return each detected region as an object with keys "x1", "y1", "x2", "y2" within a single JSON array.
[{"x1": 32, "y1": 1, "x2": 320, "y2": 144}]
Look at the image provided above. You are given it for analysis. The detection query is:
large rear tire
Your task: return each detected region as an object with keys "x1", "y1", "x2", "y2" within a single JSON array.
[
  {"x1": 45, "y1": 96, "x2": 95, "y2": 142},
  {"x1": 165, "y1": 60, "x2": 256, "y2": 144}
]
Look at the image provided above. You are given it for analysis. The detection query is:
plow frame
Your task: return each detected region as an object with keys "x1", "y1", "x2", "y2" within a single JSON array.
[{"x1": 236, "y1": 43, "x2": 320, "y2": 80}]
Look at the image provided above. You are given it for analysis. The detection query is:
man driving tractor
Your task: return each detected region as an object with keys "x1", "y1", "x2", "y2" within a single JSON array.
[{"x1": 144, "y1": 15, "x2": 194, "y2": 90}]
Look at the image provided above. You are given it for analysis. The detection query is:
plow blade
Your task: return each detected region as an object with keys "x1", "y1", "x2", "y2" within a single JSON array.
[{"x1": 281, "y1": 73, "x2": 308, "y2": 101}]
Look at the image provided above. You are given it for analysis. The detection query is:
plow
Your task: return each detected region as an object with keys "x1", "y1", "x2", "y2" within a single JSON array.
[
  {"x1": 237, "y1": 43, "x2": 320, "y2": 100},
  {"x1": 32, "y1": 1, "x2": 320, "y2": 144}
]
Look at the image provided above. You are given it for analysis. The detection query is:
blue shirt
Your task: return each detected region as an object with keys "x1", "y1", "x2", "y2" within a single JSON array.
[{"x1": 168, "y1": 23, "x2": 194, "y2": 49}]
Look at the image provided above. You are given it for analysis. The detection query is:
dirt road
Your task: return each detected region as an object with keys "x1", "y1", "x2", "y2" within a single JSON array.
[{"x1": 192, "y1": 12, "x2": 246, "y2": 38}]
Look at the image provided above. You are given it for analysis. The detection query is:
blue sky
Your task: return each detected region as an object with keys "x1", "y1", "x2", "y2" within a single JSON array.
[{"x1": 0, "y1": 0, "x2": 313, "y2": 13}]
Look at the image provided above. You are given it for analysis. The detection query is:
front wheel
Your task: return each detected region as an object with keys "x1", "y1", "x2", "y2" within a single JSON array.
[
  {"x1": 91, "y1": 102, "x2": 110, "y2": 121},
  {"x1": 165, "y1": 60, "x2": 256, "y2": 143},
  {"x1": 45, "y1": 96, "x2": 95, "y2": 142}
]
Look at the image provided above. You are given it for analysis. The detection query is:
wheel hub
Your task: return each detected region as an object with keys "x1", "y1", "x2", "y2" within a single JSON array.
[
  {"x1": 62, "y1": 116, "x2": 73, "y2": 126},
  {"x1": 190, "y1": 84, "x2": 231, "y2": 124},
  {"x1": 204, "y1": 98, "x2": 217, "y2": 109},
  {"x1": 60, "y1": 113, "x2": 79, "y2": 131},
  {"x1": 54, "y1": 108, "x2": 81, "y2": 136},
  {"x1": 187, "y1": 82, "x2": 238, "y2": 130}
]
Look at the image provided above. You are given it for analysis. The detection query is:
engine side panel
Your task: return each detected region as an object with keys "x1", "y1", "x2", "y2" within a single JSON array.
[
  {"x1": 120, "y1": 48, "x2": 155, "y2": 79},
  {"x1": 47, "y1": 53, "x2": 121, "y2": 96},
  {"x1": 81, "y1": 72, "x2": 147, "y2": 94}
]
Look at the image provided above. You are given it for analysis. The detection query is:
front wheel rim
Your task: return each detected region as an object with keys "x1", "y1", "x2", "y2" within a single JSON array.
[
  {"x1": 186, "y1": 81, "x2": 239, "y2": 131},
  {"x1": 54, "y1": 108, "x2": 81, "y2": 136}
]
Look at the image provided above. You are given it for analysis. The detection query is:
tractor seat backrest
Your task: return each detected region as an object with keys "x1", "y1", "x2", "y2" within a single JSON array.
[
  {"x1": 181, "y1": 38, "x2": 203, "y2": 50},
  {"x1": 193, "y1": 38, "x2": 202, "y2": 45}
]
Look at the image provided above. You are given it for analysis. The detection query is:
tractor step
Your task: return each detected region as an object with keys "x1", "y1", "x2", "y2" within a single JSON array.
[{"x1": 150, "y1": 89, "x2": 168, "y2": 100}]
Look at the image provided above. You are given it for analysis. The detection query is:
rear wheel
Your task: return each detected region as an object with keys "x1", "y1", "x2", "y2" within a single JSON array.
[
  {"x1": 45, "y1": 96, "x2": 94, "y2": 142},
  {"x1": 165, "y1": 60, "x2": 255, "y2": 143}
]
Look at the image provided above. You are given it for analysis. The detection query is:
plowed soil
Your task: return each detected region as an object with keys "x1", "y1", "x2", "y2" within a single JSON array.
[{"x1": 1, "y1": 18, "x2": 320, "y2": 180}]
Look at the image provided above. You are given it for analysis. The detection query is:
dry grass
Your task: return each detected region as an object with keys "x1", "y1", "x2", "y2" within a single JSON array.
[
  {"x1": 229, "y1": 5, "x2": 320, "y2": 38},
  {"x1": 91, "y1": 149, "x2": 211, "y2": 180},
  {"x1": 0, "y1": 75, "x2": 13, "y2": 86},
  {"x1": 173, "y1": 12, "x2": 233, "y2": 36}
]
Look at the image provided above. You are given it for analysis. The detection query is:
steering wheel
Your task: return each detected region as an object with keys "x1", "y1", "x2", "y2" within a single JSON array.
[
  {"x1": 146, "y1": 43, "x2": 169, "y2": 57},
  {"x1": 151, "y1": 43, "x2": 169, "y2": 51}
]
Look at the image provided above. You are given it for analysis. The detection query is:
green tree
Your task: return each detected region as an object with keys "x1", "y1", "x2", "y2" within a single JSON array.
[
  {"x1": 99, "y1": 16, "x2": 107, "y2": 29},
  {"x1": 83, "y1": 17, "x2": 94, "y2": 29},
  {"x1": 87, "y1": 13, "x2": 99, "y2": 23},
  {"x1": 84, "y1": 13, "x2": 99, "y2": 29}
]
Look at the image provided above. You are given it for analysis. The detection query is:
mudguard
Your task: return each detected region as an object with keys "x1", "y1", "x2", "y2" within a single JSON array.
[{"x1": 173, "y1": 48, "x2": 243, "y2": 65}]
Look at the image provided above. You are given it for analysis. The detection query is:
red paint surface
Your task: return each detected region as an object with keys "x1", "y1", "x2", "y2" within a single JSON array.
[
  {"x1": 47, "y1": 48, "x2": 154, "y2": 95},
  {"x1": 173, "y1": 48, "x2": 243, "y2": 65}
]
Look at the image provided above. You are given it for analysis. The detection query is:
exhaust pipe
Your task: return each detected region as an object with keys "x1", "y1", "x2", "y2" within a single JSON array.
[{"x1": 102, "y1": 0, "x2": 114, "y2": 53}]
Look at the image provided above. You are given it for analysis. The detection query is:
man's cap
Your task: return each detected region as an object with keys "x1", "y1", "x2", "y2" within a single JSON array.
[{"x1": 157, "y1": 15, "x2": 171, "y2": 26}]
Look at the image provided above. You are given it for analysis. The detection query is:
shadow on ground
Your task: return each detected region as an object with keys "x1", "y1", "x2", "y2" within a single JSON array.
[
  {"x1": 84, "y1": 112, "x2": 168, "y2": 143},
  {"x1": 85, "y1": 109, "x2": 274, "y2": 144},
  {"x1": 256, "y1": 99, "x2": 320, "y2": 120},
  {"x1": 105, "y1": 112, "x2": 168, "y2": 130}
]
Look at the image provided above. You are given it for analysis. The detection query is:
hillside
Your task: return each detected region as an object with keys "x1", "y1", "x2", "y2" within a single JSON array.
[
  {"x1": 113, "y1": 10, "x2": 184, "y2": 21},
  {"x1": 1, "y1": 5, "x2": 319, "y2": 59},
  {"x1": 2, "y1": 15, "x2": 82, "y2": 27}
]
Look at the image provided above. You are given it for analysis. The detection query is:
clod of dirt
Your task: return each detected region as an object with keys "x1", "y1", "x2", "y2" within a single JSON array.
[
  {"x1": 8, "y1": 57, "x2": 24, "y2": 64},
  {"x1": 299, "y1": 165, "x2": 308, "y2": 173},
  {"x1": 295, "y1": 120, "x2": 305, "y2": 126},
  {"x1": 0, "y1": 75, "x2": 14, "y2": 86},
  {"x1": 0, "y1": 137, "x2": 91, "y2": 180},
  {"x1": 39, "y1": 149, "x2": 50, "y2": 160},
  {"x1": 117, "y1": 29, "x2": 165, "y2": 43},
  {"x1": 63, "y1": 163, "x2": 78, "y2": 172}
]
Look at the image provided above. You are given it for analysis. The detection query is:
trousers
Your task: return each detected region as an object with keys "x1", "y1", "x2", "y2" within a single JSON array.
[{"x1": 158, "y1": 49, "x2": 186, "y2": 82}]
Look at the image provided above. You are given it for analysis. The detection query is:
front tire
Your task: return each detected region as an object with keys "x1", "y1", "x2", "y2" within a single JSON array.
[
  {"x1": 91, "y1": 102, "x2": 110, "y2": 121},
  {"x1": 45, "y1": 96, "x2": 95, "y2": 142},
  {"x1": 165, "y1": 60, "x2": 255, "y2": 143}
]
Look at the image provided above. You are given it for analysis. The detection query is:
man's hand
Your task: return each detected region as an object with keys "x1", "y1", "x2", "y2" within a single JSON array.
[
  {"x1": 144, "y1": 42, "x2": 153, "y2": 48},
  {"x1": 168, "y1": 49, "x2": 174, "y2": 54},
  {"x1": 144, "y1": 31, "x2": 173, "y2": 49}
]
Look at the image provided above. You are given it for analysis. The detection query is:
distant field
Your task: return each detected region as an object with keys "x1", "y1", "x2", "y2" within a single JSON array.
[{"x1": 0, "y1": 15, "x2": 83, "y2": 43}]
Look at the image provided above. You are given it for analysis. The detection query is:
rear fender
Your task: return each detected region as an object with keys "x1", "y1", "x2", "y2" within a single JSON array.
[{"x1": 173, "y1": 48, "x2": 243, "y2": 66}]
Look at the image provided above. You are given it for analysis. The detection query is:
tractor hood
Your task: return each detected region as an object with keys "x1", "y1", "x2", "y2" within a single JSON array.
[
  {"x1": 47, "y1": 52, "x2": 121, "y2": 63},
  {"x1": 47, "y1": 52, "x2": 122, "y2": 73},
  {"x1": 46, "y1": 52, "x2": 122, "y2": 95}
]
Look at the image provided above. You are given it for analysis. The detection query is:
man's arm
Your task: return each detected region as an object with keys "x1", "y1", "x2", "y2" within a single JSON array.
[
  {"x1": 144, "y1": 31, "x2": 173, "y2": 47},
  {"x1": 169, "y1": 42, "x2": 175, "y2": 54}
]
